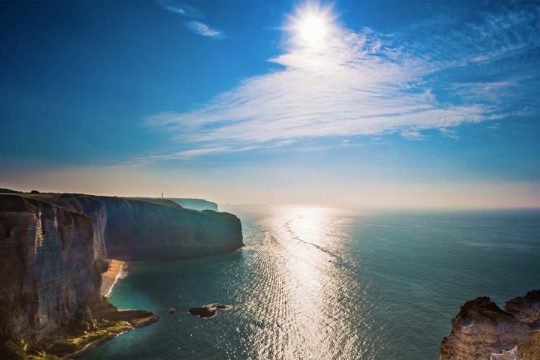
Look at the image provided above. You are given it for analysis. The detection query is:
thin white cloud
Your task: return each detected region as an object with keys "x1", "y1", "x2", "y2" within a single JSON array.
[
  {"x1": 439, "y1": 128, "x2": 459, "y2": 140},
  {"x1": 155, "y1": 0, "x2": 201, "y2": 18},
  {"x1": 401, "y1": 130, "x2": 425, "y2": 140},
  {"x1": 155, "y1": 0, "x2": 224, "y2": 39},
  {"x1": 147, "y1": 28, "x2": 491, "y2": 147},
  {"x1": 126, "y1": 146, "x2": 257, "y2": 165},
  {"x1": 451, "y1": 80, "x2": 520, "y2": 104},
  {"x1": 185, "y1": 21, "x2": 223, "y2": 39},
  {"x1": 145, "y1": 5, "x2": 538, "y2": 157},
  {"x1": 156, "y1": 146, "x2": 231, "y2": 159}
]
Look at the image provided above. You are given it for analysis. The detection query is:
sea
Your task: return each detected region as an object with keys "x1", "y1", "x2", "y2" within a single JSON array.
[{"x1": 81, "y1": 206, "x2": 540, "y2": 360}]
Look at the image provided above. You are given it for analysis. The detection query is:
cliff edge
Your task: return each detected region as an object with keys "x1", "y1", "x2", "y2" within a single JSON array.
[
  {"x1": 440, "y1": 290, "x2": 540, "y2": 360},
  {"x1": 170, "y1": 198, "x2": 218, "y2": 212},
  {"x1": 0, "y1": 191, "x2": 243, "y2": 358}
]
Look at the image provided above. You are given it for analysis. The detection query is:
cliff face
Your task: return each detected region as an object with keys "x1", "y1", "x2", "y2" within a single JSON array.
[
  {"x1": 441, "y1": 291, "x2": 540, "y2": 360},
  {"x1": 52, "y1": 194, "x2": 109, "y2": 272},
  {"x1": 100, "y1": 196, "x2": 241, "y2": 260},
  {"x1": 0, "y1": 191, "x2": 243, "y2": 357},
  {"x1": 30, "y1": 194, "x2": 242, "y2": 260},
  {"x1": 170, "y1": 198, "x2": 219, "y2": 211},
  {"x1": 0, "y1": 195, "x2": 100, "y2": 342}
]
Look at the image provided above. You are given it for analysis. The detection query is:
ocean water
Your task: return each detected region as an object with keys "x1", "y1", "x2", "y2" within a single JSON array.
[{"x1": 82, "y1": 206, "x2": 540, "y2": 360}]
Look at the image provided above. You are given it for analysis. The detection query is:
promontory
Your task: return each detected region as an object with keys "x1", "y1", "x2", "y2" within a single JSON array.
[{"x1": 0, "y1": 190, "x2": 243, "y2": 359}]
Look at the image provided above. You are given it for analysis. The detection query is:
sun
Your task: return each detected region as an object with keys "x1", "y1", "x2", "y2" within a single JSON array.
[
  {"x1": 288, "y1": 4, "x2": 336, "y2": 48},
  {"x1": 297, "y1": 13, "x2": 329, "y2": 44}
]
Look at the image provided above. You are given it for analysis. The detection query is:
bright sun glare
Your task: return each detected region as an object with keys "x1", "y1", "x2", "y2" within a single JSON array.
[
  {"x1": 297, "y1": 14, "x2": 328, "y2": 43},
  {"x1": 290, "y1": 4, "x2": 335, "y2": 47}
]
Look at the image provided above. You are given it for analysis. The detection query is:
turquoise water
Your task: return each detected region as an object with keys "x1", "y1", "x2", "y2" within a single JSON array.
[{"x1": 82, "y1": 207, "x2": 540, "y2": 360}]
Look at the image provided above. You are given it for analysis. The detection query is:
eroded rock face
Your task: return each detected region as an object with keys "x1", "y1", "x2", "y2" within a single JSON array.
[
  {"x1": 52, "y1": 194, "x2": 110, "y2": 272},
  {"x1": 441, "y1": 292, "x2": 540, "y2": 360},
  {"x1": 0, "y1": 195, "x2": 100, "y2": 342},
  {"x1": 0, "y1": 191, "x2": 243, "y2": 356},
  {"x1": 505, "y1": 290, "x2": 540, "y2": 327},
  {"x1": 42, "y1": 194, "x2": 243, "y2": 260},
  {"x1": 98, "y1": 196, "x2": 242, "y2": 260}
]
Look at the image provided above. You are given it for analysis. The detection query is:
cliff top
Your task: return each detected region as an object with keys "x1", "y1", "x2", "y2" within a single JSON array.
[
  {"x1": 0, "y1": 188, "x2": 220, "y2": 213},
  {"x1": 0, "y1": 194, "x2": 55, "y2": 213},
  {"x1": 452, "y1": 296, "x2": 515, "y2": 326}
]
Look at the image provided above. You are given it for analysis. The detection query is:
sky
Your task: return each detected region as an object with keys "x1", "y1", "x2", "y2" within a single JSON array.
[{"x1": 1, "y1": 0, "x2": 539, "y2": 208}]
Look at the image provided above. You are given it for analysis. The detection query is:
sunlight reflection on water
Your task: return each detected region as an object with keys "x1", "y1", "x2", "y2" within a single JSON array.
[
  {"x1": 243, "y1": 206, "x2": 368, "y2": 359},
  {"x1": 81, "y1": 207, "x2": 540, "y2": 360}
]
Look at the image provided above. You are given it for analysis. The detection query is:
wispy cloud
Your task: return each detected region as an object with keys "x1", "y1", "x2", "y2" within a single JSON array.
[
  {"x1": 124, "y1": 146, "x2": 255, "y2": 166},
  {"x1": 185, "y1": 20, "x2": 223, "y2": 39},
  {"x1": 155, "y1": 0, "x2": 223, "y2": 39},
  {"x1": 439, "y1": 128, "x2": 459, "y2": 140},
  {"x1": 155, "y1": 0, "x2": 201, "y2": 17},
  {"x1": 146, "y1": 4, "x2": 539, "y2": 158},
  {"x1": 146, "y1": 30, "x2": 489, "y2": 146},
  {"x1": 401, "y1": 130, "x2": 425, "y2": 140}
]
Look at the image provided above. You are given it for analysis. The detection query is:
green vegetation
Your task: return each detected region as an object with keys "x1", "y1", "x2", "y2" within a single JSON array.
[
  {"x1": 1, "y1": 320, "x2": 132, "y2": 360},
  {"x1": 45, "y1": 320, "x2": 131, "y2": 356}
]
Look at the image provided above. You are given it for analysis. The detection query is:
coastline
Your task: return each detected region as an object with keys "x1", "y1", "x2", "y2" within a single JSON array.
[{"x1": 101, "y1": 259, "x2": 128, "y2": 297}]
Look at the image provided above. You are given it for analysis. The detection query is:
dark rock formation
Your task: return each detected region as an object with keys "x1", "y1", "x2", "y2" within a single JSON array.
[
  {"x1": 505, "y1": 290, "x2": 540, "y2": 327},
  {"x1": 0, "y1": 188, "x2": 21, "y2": 194},
  {"x1": 188, "y1": 303, "x2": 233, "y2": 319},
  {"x1": 188, "y1": 307, "x2": 217, "y2": 318},
  {"x1": 92, "y1": 300, "x2": 159, "y2": 329},
  {"x1": 170, "y1": 198, "x2": 219, "y2": 212},
  {"x1": 441, "y1": 291, "x2": 540, "y2": 360},
  {"x1": 27, "y1": 193, "x2": 242, "y2": 261},
  {"x1": 97, "y1": 196, "x2": 241, "y2": 260},
  {"x1": 0, "y1": 195, "x2": 100, "y2": 342}
]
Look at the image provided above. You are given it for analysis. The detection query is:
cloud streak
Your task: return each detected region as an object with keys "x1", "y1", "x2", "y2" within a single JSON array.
[
  {"x1": 155, "y1": 0, "x2": 223, "y2": 39},
  {"x1": 185, "y1": 20, "x2": 223, "y2": 39},
  {"x1": 147, "y1": 4, "x2": 538, "y2": 157},
  {"x1": 155, "y1": 0, "x2": 201, "y2": 17}
]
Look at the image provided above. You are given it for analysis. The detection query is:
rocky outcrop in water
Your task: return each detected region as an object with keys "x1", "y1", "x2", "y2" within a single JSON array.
[
  {"x1": 0, "y1": 190, "x2": 243, "y2": 358},
  {"x1": 188, "y1": 304, "x2": 233, "y2": 319},
  {"x1": 440, "y1": 290, "x2": 540, "y2": 360}
]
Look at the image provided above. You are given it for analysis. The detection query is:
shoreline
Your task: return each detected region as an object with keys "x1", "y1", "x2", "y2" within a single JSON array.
[{"x1": 101, "y1": 259, "x2": 128, "y2": 297}]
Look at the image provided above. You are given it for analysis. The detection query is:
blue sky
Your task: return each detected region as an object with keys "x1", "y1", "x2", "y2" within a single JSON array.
[{"x1": 1, "y1": 0, "x2": 539, "y2": 207}]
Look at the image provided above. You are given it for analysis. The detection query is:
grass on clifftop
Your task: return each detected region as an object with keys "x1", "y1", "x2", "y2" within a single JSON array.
[
  {"x1": 45, "y1": 320, "x2": 132, "y2": 356},
  {"x1": 2, "y1": 320, "x2": 132, "y2": 360}
]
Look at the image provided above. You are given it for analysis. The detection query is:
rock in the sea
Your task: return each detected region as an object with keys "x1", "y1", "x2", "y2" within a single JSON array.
[
  {"x1": 189, "y1": 307, "x2": 217, "y2": 318},
  {"x1": 188, "y1": 304, "x2": 233, "y2": 319},
  {"x1": 441, "y1": 291, "x2": 540, "y2": 360}
]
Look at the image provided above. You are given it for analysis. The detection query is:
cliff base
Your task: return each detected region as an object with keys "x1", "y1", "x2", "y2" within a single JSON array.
[{"x1": 1, "y1": 299, "x2": 158, "y2": 360}]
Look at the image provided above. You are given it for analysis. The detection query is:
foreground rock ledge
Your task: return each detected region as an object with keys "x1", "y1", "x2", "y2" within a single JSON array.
[
  {"x1": 440, "y1": 290, "x2": 540, "y2": 360},
  {"x1": 1, "y1": 299, "x2": 159, "y2": 359}
]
